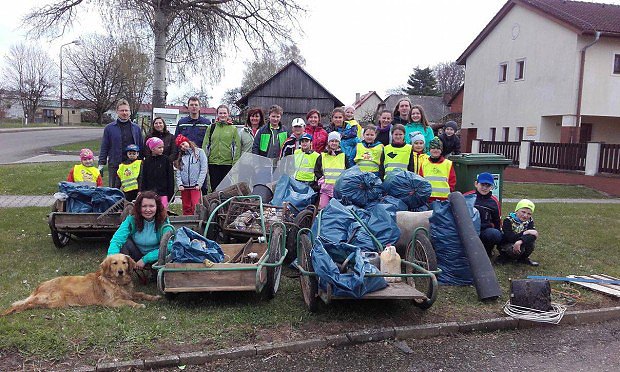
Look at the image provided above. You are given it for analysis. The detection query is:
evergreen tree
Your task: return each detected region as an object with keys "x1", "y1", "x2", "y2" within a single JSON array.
[{"x1": 404, "y1": 67, "x2": 440, "y2": 96}]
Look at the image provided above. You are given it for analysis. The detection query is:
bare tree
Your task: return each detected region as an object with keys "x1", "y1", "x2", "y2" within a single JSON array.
[
  {"x1": 1, "y1": 43, "x2": 56, "y2": 122},
  {"x1": 116, "y1": 42, "x2": 153, "y2": 121},
  {"x1": 433, "y1": 61, "x2": 465, "y2": 95},
  {"x1": 23, "y1": 0, "x2": 304, "y2": 108},
  {"x1": 65, "y1": 35, "x2": 125, "y2": 125}
]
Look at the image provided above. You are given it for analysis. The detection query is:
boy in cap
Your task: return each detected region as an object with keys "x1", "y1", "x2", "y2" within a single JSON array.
[
  {"x1": 293, "y1": 133, "x2": 320, "y2": 191},
  {"x1": 464, "y1": 172, "x2": 502, "y2": 257},
  {"x1": 315, "y1": 131, "x2": 348, "y2": 208},
  {"x1": 67, "y1": 148, "x2": 103, "y2": 187},
  {"x1": 117, "y1": 144, "x2": 142, "y2": 201},
  {"x1": 439, "y1": 121, "x2": 461, "y2": 157},
  {"x1": 280, "y1": 118, "x2": 306, "y2": 158},
  {"x1": 419, "y1": 137, "x2": 456, "y2": 202},
  {"x1": 498, "y1": 199, "x2": 539, "y2": 266}
]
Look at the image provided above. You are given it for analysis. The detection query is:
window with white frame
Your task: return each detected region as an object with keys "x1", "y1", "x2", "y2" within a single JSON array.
[
  {"x1": 499, "y1": 63, "x2": 508, "y2": 82},
  {"x1": 614, "y1": 54, "x2": 620, "y2": 75},
  {"x1": 515, "y1": 59, "x2": 525, "y2": 80}
]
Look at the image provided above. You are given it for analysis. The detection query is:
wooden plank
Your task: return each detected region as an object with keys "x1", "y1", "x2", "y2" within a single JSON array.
[
  {"x1": 165, "y1": 269, "x2": 256, "y2": 290},
  {"x1": 331, "y1": 282, "x2": 425, "y2": 300},
  {"x1": 590, "y1": 274, "x2": 620, "y2": 292},
  {"x1": 567, "y1": 275, "x2": 620, "y2": 298},
  {"x1": 165, "y1": 262, "x2": 257, "y2": 269}
]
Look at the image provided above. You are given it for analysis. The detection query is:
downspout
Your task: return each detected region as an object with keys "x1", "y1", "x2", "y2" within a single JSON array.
[{"x1": 574, "y1": 31, "x2": 601, "y2": 143}]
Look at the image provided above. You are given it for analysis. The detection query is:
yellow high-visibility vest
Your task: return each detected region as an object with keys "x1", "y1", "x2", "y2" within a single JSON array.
[
  {"x1": 72, "y1": 164, "x2": 100, "y2": 186},
  {"x1": 354, "y1": 142, "x2": 383, "y2": 173},
  {"x1": 383, "y1": 144, "x2": 412, "y2": 174},
  {"x1": 321, "y1": 152, "x2": 346, "y2": 185},
  {"x1": 421, "y1": 158, "x2": 453, "y2": 199},
  {"x1": 117, "y1": 160, "x2": 142, "y2": 192},
  {"x1": 412, "y1": 152, "x2": 429, "y2": 175},
  {"x1": 294, "y1": 149, "x2": 319, "y2": 182}
]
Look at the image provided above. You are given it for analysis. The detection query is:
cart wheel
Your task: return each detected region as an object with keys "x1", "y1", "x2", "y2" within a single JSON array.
[
  {"x1": 406, "y1": 230, "x2": 438, "y2": 309},
  {"x1": 48, "y1": 214, "x2": 70, "y2": 248},
  {"x1": 299, "y1": 233, "x2": 319, "y2": 312},
  {"x1": 263, "y1": 226, "x2": 283, "y2": 299},
  {"x1": 121, "y1": 203, "x2": 134, "y2": 222},
  {"x1": 156, "y1": 268, "x2": 178, "y2": 300},
  {"x1": 206, "y1": 200, "x2": 221, "y2": 240},
  {"x1": 294, "y1": 209, "x2": 315, "y2": 229},
  {"x1": 158, "y1": 231, "x2": 174, "y2": 266}
]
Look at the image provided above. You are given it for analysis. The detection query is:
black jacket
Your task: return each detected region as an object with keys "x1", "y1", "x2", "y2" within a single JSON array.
[
  {"x1": 140, "y1": 154, "x2": 175, "y2": 199},
  {"x1": 464, "y1": 190, "x2": 501, "y2": 230},
  {"x1": 439, "y1": 133, "x2": 461, "y2": 157}
]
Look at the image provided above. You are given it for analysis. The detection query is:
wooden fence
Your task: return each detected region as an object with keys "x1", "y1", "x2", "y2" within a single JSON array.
[
  {"x1": 599, "y1": 144, "x2": 620, "y2": 175},
  {"x1": 529, "y1": 142, "x2": 587, "y2": 171},
  {"x1": 479, "y1": 141, "x2": 520, "y2": 165}
]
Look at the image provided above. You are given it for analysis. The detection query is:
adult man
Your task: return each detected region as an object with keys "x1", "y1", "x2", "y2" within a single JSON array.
[
  {"x1": 98, "y1": 99, "x2": 143, "y2": 188},
  {"x1": 175, "y1": 96, "x2": 211, "y2": 148}
]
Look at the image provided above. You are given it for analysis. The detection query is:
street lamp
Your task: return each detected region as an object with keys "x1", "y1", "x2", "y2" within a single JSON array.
[{"x1": 59, "y1": 39, "x2": 80, "y2": 126}]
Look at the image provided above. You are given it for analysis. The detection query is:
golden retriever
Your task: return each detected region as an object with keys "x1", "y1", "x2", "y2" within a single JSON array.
[{"x1": 1, "y1": 254, "x2": 160, "y2": 316}]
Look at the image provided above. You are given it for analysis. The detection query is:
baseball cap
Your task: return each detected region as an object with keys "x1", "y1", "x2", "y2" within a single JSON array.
[{"x1": 476, "y1": 172, "x2": 494, "y2": 185}]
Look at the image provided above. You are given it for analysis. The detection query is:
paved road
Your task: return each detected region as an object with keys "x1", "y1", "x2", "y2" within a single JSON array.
[
  {"x1": 173, "y1": 319, "x2": 620, "y2": 371},
  {"x1": 0, "y1": 127, "x2": 103, "y2": 164}
]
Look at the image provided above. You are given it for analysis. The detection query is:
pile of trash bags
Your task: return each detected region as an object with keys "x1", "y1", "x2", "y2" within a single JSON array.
[
  {"x1": 169, "y1": 227, "x2": 225, "y2": 264},
  {"x1": 57, "y1": 182, "x2": 125, "y2": 213}
]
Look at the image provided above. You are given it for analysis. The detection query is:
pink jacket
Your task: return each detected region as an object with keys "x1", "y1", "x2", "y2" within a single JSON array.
[{"x1": 305, "y1": 124, "x2": 328, "y2": 153}]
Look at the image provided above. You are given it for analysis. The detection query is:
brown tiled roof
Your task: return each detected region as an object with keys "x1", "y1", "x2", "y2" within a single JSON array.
[{"x1": 457, "y1": 0, "x2": 620, "y2": 64}]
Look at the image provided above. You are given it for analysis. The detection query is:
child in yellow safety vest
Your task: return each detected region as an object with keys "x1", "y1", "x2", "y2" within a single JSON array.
[
  {"x1": 293, "y1": 133, "x2": 320, "y2": 191},
  {"x1": 380, "y1": 124, "x2": 414, "y2": 179},
  {"x1": 354, "y1": 125, "x2": 383, "y2": 177},
  {"x1": 410, "y1": 131, "x2": 429, "y2": 175},
  {"x1": 67, "y1": 148, "x2": 103, "y2": 187},
  {"x1": 117, "y1": 144, "x2": 142, "y2": 201},
  {"x1": 419, "y1": 137, "x2": 456, "y2": 202},
  {"x1": 314, "y1": 131, "x2": 349, "y2": 209}
]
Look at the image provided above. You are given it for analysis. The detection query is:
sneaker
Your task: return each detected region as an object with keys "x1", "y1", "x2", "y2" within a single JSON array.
[{"x1": 519, "y1": 258, "x2": 540, "y2": 267}]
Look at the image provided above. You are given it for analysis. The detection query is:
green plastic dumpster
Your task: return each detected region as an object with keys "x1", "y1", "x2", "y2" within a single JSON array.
[{"x1": 448, "y1": 153, "x2": 513, "y2": 203}]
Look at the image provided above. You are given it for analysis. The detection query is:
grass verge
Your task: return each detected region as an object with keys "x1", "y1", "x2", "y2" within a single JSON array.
[
  {"x1": 0, "y1": 203, "x2": 619, "y2": 366},
  {"x1": 503, "y1": 182, "x2": 607, "y2": 199},
  {"x1": 51, "y1": 140, "x2": 101, "y2": 153}
]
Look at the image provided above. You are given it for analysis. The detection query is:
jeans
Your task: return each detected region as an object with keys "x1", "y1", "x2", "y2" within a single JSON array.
[{"x1": 480, "y1": 228, "x2": 503, "y2": 255}]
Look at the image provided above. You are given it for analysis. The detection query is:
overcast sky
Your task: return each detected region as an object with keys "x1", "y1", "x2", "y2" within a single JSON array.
[{"x1": 1, "y1": 0, "x2": 619, "y2": 107}]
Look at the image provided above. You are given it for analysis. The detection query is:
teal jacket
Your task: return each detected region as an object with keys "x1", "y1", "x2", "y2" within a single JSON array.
[
  {"x1": 107, "y1": 215, "x2": 174, "y2": 264},
  {"x1": 202, "y1": 122, "x2": 241, "y2": 165},
  {"x1": 404, "y1": 122, "x2": 434, "y2": 153}
]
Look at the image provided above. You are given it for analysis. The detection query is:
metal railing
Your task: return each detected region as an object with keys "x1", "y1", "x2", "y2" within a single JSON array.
[{"x1": 479, "y1": 141, "x2": 520, "y2": 165}]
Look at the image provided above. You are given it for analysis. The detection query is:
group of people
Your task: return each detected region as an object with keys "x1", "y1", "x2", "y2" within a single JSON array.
[{"x1": 79, "y1": 96, "x2": 537, "y2": 269}]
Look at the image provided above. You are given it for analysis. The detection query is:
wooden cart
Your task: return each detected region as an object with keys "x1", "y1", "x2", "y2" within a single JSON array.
[
  {"x1": 153, "y1": 196, "x2": 288, "y2": 300},
  {"x1": 295, "y1": 210, "x2": 440, "y2": 312}
]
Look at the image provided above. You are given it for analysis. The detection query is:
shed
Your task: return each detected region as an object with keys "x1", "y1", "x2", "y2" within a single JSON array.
[{"x1": 236, "y1": 61, "x2": 345, "y2": 129}]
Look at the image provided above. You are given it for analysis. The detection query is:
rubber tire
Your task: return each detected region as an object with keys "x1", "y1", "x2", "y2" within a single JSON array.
[
  {"x1": 48, "y1": 213, "x2": 70, "y2": 248},
  {"x1": 406, "y1": 230, "x2": 437, "y2": 310},
  {"x1": 263, "y1": 226, "x2": 283, "y2": 299},
  {"x1": 158, "y1": 231, "x2": 174, "y2": 266},
  {"x1": 299, "y1": 233, "x2": 319, "y2": 312},
  {"x1": 294, "y1": 209, "x2": 315, "y2": 229}
]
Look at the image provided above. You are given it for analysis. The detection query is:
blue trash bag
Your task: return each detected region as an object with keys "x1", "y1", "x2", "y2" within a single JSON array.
[
  {"x1": 383, "y1": 170, "x2": 432, "y2": 211},
  {"x1": 333, "y1": 166, "x2": 384, "y2": 207},
  {"x1": 374, "y1": 195, "x2": 409, "y2": 214},
  {"x1": 348, "y1": 203, "x2": 401, "y2": 251},
  {"x1": 270, "y1": 174, "x2": 317, "y2": 210},
  {"x1": 58, "y1": 182, "x2": 124, "y2": 213},
  {"x1": 312, "y1": 237, "x2": 387, "y2": 299},
  {"x1": 429, "y1": 193, "x2": 481, "y2": 285},
  {"x1": 169, "y1": 227, "x2": 225, "y2": 263},
  {"x1": 310, "y1": 198, "x2": 401, "y2": 252}
]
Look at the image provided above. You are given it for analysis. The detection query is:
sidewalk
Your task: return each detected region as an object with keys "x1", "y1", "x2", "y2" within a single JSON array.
[{"x1": 2, "y1": 194, "x2": 619, "y2": 208}]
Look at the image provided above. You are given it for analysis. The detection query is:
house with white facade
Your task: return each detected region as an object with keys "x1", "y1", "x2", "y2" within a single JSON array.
[
  {"x1": 457, "y1": 0, "x2": 620, "y2": 144},
  {"x1": 352, "y1": 91, "x2": 383, "y2": 123}
]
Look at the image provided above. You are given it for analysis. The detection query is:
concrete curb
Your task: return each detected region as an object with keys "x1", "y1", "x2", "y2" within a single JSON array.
[{"x1": 86, "y1": 306, "x2": 620, "y2": 371}]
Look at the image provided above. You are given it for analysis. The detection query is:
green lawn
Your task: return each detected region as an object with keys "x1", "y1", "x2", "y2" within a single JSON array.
[
  {"x1": 503, "y1": 182, "x2": 606, "y2": 199},
  {"x1": 0, "y1": 163, "x2": 77, "y2": 195},
  {"x1": 51, "y1": 140, "x2": 101, "y2": 153},
  {"x1": 0, "y1": 203, "x2": 619, "y2": 365}
]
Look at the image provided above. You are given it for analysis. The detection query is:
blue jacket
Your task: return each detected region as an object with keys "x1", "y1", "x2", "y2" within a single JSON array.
[
  {"x1": 99, "y1": 119, "x2": 143, "y2": 166},
  {"x1": 175, "y1": 116, "x2": 211, "y2": 148}
]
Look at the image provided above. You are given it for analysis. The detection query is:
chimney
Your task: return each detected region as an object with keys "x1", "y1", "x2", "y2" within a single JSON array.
[{"x1": 355, "y1": 92, "x2": 361, "y2": 103}]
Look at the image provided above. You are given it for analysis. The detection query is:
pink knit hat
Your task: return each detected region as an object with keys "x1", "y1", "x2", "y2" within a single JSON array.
[
  {"x1": 79, "y1": 148, "x2": 94, "y2": 160},
  {"x1": 146, "y1": 137, "x2": 164, "y2": 150}
]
